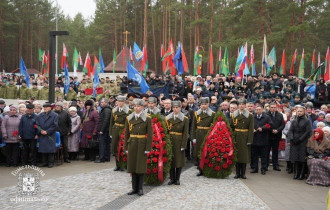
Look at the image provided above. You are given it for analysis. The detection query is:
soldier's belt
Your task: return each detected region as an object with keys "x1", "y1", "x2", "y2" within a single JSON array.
[
  {"x1": 114, "y1": 123, "x2": 125, "y2": 127},
  {"x1": 235, "y1": 129, "x2": 249, "y2": 132},
  {"x1": 130, "y1": 134, "x2": 146, "y2": 138},
  {"x1": 197, "y1": 126, "x2": 210, "y2": 130},
  {"x1": 169, "y1": 132, "x2": 183, "y2": 136}
]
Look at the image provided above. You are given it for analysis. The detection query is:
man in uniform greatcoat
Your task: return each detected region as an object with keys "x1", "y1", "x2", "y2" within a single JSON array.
[
  {"x1": 165, "y1": 101, "x2": 189, "y2": 185},
  {"x1": 125, "y1": 99, "x2": 153, "y2": 196},
  {"x1": 146, "y1": 97, "x2": 161, "y2": 114},
  {"x1": 109, "y1": 95, "x2": 129, "y2": 171},
  {"x1": 251, "y1": 105, "x2": 272, "y2": 175},
  {"x1": 230, "y1": 98, "x2": 254, "y2": 179},
  {"x1": 191, "y1": 97, "x2": 215, "y2": 176}
]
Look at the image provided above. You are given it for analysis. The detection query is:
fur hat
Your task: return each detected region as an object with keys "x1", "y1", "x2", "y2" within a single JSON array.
[
  {"x1": 200, "y1": 97, "x2": 209, "y2": 104},
  {"x1": 84, "y1": 100, "x2": 94, "y2": 107},
  {"x1": 132, "y1": 99, "x2": 145, "y2": 106},
  {"x1": 171, "y1": 101, "x2": 182, "y2": 107}
]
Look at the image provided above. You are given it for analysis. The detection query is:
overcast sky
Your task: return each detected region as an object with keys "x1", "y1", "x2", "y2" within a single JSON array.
[{"x1": 55, "y1": 0, "x2": 96, "y2": 19}]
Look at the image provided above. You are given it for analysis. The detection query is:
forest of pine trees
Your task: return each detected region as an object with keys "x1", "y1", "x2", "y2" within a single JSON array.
[{"x1": 0, "y1": 0, "x2": 329, "y2": 76}]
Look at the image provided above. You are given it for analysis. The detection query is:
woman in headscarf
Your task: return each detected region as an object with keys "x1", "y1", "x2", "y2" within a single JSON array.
[
  {"x1": 307, "y1": 127, "x2": 330, "y2": 157},
  {"x1": 1, "y1": 105, "x2": 21, "y2": 167},
  {"x1": 80, "y1": 100, "x2": 99, "y2": 161},
  {"x1": 68, "y1": 106, "x2": 81, "y2": 160}
]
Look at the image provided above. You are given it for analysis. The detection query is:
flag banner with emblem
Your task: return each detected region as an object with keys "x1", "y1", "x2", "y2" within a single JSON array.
[
  {"x1": 127, "y1": 61, "x2": 149, "y2": 93},
  {"x1": 93, "y1": 63, "x2": 100, "y2": 98},
  {"x1": 298, "y1": 49, "x2": 305, "y2": 78},
  {"x1": 133, "y1": 42, "x2": 143, "y2": 61},
  {"x1": 99, "y1": 48, "x2": 105, "y2": 73},
  {"x1": 64, "y1": 63, "x2": 70, "y2": 94},
  {"x1": 128, "y1": 83, "x2": 169, "y2": 98},
  {"x1": 20, "y1": 57, "x2": 30, "y2": 87},
  {"x1": 221, "y1": 47, "x2": 229, "y2": 76},
  {"x1": 250, "y1": 45, "x2": 256, "y2": 76},
  {"x1": 173, "y1": 43, "x2": 184, "y2": 75},
  {"x1": 61, "y1": 43, "x2": 69, "y2": 69},
  {"x1": 279, "y1": 49, "x2": 286, "y2": 75},
  {"x1": 267, "y1": 46, "x2": 276, "y2": 75},
  {"x1": 306, "y1": 62, "x2": 324, "y2": 83},
  {"x1": 72, "y1": 47, "x2": 79, "y2": 77},
  {"x1": 289, "y1": 49, "x2": 297, "y2": 75}
]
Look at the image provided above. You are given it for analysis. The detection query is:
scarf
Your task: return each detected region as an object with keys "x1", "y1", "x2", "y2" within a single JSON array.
[{"x1": 313, "y1": 128, "x2": 323, "y2": 143}]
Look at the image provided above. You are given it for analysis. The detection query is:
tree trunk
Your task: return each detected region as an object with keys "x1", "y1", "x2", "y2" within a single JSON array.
[
  {"x1": 151, "y1": 8, "x2": 157, "y2": 73},
  {"x1": 180, "y1": 0, "x2": 184, "y2": 44}
]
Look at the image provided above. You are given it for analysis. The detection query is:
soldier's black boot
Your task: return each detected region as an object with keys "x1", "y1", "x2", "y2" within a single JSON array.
[
  {"x1": 293, "y1": 162, "x2": 300, "y2": 179},
  {"x1": 48, "y1": 153, "x2": 55, "y2": 168},
  {"x1": 168, "y1": 168, "x2": 176, "y2": 185},
  {"x1": 234, "y1": 163, "x2": 240, "y2": 179},
  {"x1": 128, "y1": 173, "x2": 138, "y2": 195},
  {"x1": 175, "y1": 168, "x2": 182, "y2": 185},
  {"x1": 298, "y1": 162, "x2": 306, "y2": 180},
  {"x1": 196, "y1": 168, "x2": 203, "y2": 176},
  {"x1": 137, "y1": 174, "x2": 144, "y2": 196},
  {"x1": 114, "y1": 159, "x2": 121, "y2": 171},
  {"x1": 241, "y1": 163, "x2": 247, "y2": 179}
]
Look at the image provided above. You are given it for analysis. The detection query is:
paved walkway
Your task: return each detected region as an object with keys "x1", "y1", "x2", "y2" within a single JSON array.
[{"x1": 0, "y1": 160, "x2": 328, "y2": 209}]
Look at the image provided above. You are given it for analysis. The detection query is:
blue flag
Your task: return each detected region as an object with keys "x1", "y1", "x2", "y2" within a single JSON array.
[
  {"x1": 173, "y1": 44, "x2": 183, "y2": 75},
  {"x1": 64, "y1": 63, "x2": 70, "y2": 94},
  {"x1": 127, "y1": 61, "x2": 149, "y2": 93},
  {"x1": 99, "y1": 48, "x2": 105, "y2": 73},
  {"x1": 20, "y1": 57, "x2": 30, "y2": 87},
  {"x1": 93, "y1": 66, "x2": 100, "y2": 98},
  {"x1": 133, "y1": 42, "x2": 143, "y2": 61}
]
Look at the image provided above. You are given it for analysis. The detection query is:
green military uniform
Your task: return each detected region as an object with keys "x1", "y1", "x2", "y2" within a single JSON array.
[
  {"x1": 39, "y1": 87, "x2": 49, "y2": 100},
  {"x1": 55, "y1": 90, "x2": 63, "y2": 100},
  {"x1": 0, "y1": 85, "x2": 7, "y2": 98},
  {"x1": 99, "y1": 82, "x2": 109, "y2": 92},
  {"x1": 79, "y1": 82, "x2": 88, "y2": 91},
  {"x1": 18, "y1": 86, "x2": 31, "y2": 100},
  {"x1": 230, "y1": 109, "x2": 254, "y2": 163},
  {"x1": 165, "y1": 112, "x2": 189, "y2": 168},
  {"x1": 110, "y1": 104, "x2": 129, "y2": 170},
  {"x1": 78, "y1": 95, "x2": 89, "y2": 102},
  {"x1": 230, "y1": 108, "x2": 254, "y2": 179},
  {"x1": 125, "y1": 107, "x2": 153, "y2": 196},
  {"x1": 6, "y1": 84, "x2": 18, "y2": 99},
  {"x1": 86, "y1": 82, "x2": 93, "y2": 89},
  {"x1": 30, "y1": 88, "x2": 40, "y2": 99},
  {"x1": 66, "y1": 90, "x2": 77, "y2": 101},
  {"x1": 109, "y1": 84, "x2": 119, "y2": 95},
  {"x1": 191, "y1": 108, "x2": 215, "y2": 159}
]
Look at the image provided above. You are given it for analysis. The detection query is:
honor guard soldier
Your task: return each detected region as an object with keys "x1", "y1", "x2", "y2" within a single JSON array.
[
  {"x1": 191, "y1": 97, "x2": 215, "y2": 176},
  {"x1": 230, "y1": 98, "x2": 254, "y2": 179},
  {"x1": 39, "y1": 81, "x2": 49, "y2": 100},
  {"x1": 125, "y1": 99, "x2": 153, "y2": 196},
  {"x1": 18, "y1": 80, "x2": 31, "y2": 100},
  {"x1": 165, "y1": 100, "x2": 189, "y2": 185},
  {"x1": 109, "y1": 95, "x2": 130, "y2": 171},
  {"x1": 30, "y1": 83, "x2": 40, "y2": 100},
  {"x1": 146, "y1": 97, "x2": 161, "y2": 114}
]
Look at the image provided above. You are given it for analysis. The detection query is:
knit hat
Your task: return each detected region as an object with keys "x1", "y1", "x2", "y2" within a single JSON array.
[
  {"x1": 3, "y1": 106, "x2": 10, "y2": 113},
  {"x1": 318, "y1": 111, "x2": 326, "y2": 116},
  {"x1": 9, "y1": 105, "x2": 17, "y2": 110},
  {"x1": 322, "y1": 126, "x2": 330, "y2": 134},
  {"x1": 55, "y1": 102, "x2": 63, "y2": 108},
  {"x1": 68, "y1": 107, "x2": 77, "y2": 113}
]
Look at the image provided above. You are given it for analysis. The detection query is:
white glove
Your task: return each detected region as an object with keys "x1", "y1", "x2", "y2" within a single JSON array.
[
  {"x1": 110, "y1": 136, "x2": 112, "y2": 138},
  {"x1": 181, "y1": 148, "x2": 184, "y2": 151},
  {"x1": 125, "y1": 150, "x2": 128, "y2": 154},
  {"x1": 246, "y1": 143, "x2": 252, "y2": 146},
  {"x1": 192, "y1": 139, "x2": 196, "y2": 144},
  {"x1": 144, "y1": 151, "x2": 150, "y2": 154}
]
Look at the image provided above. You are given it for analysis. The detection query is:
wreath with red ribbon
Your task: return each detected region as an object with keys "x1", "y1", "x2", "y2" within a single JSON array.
[
  {"x1": 145, "y1": 114, "x2": 172, "y2": 185},
  {"x1": 198, "y1": 111, "x2": 237, "y2": 178},
  {"x1": 117, "y1": 128, "x2": 128, "y2": 169}
]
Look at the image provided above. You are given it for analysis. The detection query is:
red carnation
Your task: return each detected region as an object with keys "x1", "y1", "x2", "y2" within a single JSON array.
[
  {"x1": 12, "y1": 130, "x2": 18, "y2": 137},
  {"x1": 227, "y1": 160, "x2": 233, "y2": 165},
  {"x1": 211, "y1": 148, "x2": 216, "y2": 153},
  {"x1": 214, "y1": 152, "x2": 219, "y2": 157},
  {"x1": 209, "y1": 154, "x2": 214, "y2": 158},
  {"x1": 208, "y1": 163, "x2": 214, "y2": 168},
  {"x1": 157, "y1": 122, "x2": 162, "y2": 127},
  {"x1": 204, "y1": 159, "x2": 210, "y2": 164},
  {"x1": 123, "y1": 157, "x2": 127, "y2": 162},
  {"x1": 226, "y1": 147, "x2": 230, "y2": 152},
  {"x1": 162, "y1": 141, "x2": 166, "y2": 146},
  {"x1": 154, "y1": 151, "x2": 160, "y2": 156},
  {"x1": 222, "y1": 163, "x2": 228, "y2": 169},
  {"x1": 161, "y1": 133, "x2": 165, "y2": 138},
  {"x1": 152, "y1": 142, "x2": 155, "y2": 147},
  {"x1": 152, "y1": 118, "x2": 158, "y2": 123},
  {"x1": 163, "y1": 157, "x2": 168, "y2": 163},
  {"x1": 153, "y1": 136, "x2": 158, "y2": 141},
  {"x1": 156, "y1": 144, "x2": 161, "y2": 149},
  {"x1": 217, "y1": 117, "x2": 223, "y2": 121},
  {"x1": 221, "y1": 148, "x2": 226, "y2": 153},
  {"x1": 216, "y1": 146, "x2": 221, "y2": 150},
  {"x1": 152, "y1": 157, "x2": 158, "y2": 163},
  {"x1": 265, "y1": 123, "x2": 271, "y2": 129},
  {"x1": 147, "y1": 153, "x2": 150, "y2": 157},
  {"x1": 214, "y1": 166, "x2": 221, "y2": 171},
  {"x1": 87, "y1": 135, "x2": 92, "y2": 139},
  {"x1": 152, "y1": 168, "x2": 158, "y2": 174},
  {"x1": 216, "y1": 157, "x2": 221, "y2": 162},
  {"x1": 325, "y1": 156, "x2": 328, "y2": 161},
  {"x1": 150, "y1": 151, "x2": 154, "y2": 155},
  {"x1": 34, "y1": 124, "x2": 38, "y2": 128},
  {"x1": 147, "y1": 169, "x2": 151, "y2": 174},
  {"x1": 120, "y1": 152, "x2": 124, "y2": 156},
  {"x1": 159, "y1": 127, "x2": 164, "y2": 132},
  {"x1": 147, "y1": 159, "x2": 151, "y2": 164},
  {"x1": 207, "y1": 148, "x2": 212, "y2": 152},
  {"x1": 163, "y1": 150, "x2": 167, "y2": 155},
  {"x1": 229, "y1": 155, "x2": 234, "y2": 160},
  {"x1": 216, "y1": 141, "x2": 221, "y2": 145}
]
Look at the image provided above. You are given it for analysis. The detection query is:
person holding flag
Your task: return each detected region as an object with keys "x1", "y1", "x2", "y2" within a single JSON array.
[{"x1": 127, "y1": 61, "x2": 149, "y2": 94}]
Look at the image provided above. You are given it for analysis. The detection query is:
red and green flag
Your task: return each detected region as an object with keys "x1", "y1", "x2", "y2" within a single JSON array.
[
  {"x1": 298, "y1": 49, "x2": 305, "y2": 78},
  {"x1": 61, "y1": 43, "x2": 69, "y2": 69},
  {"x1": 38, "y1": 48, "x2": 44, "y2": 62},
  {"x1": 83, "y1": 52, "x2": 92, "y2": 77},
  {"x1": 112, "y1": 49, "x2": 117, "y2": 73},
  {"x1": 193, "y1": 46, "x2": 202, "y2": 76},
  {"x1": 289, "y1": 49, "x2": 297, "y2": 75},
  {"x1": 209, "y1": 45, "x2": 214, "y2": 75},
  {"x1": 141, "y1": 46, "x2": 148, "y2": 77},
  {"x1": 221, "y1": 47, "x2": 229, "y2": 76},
  {"x1": 324, "y1": 47, "x2": 330, "y2": 81},
  {"x1": 279, "y1": 49, "x2": 286, "y2": 75}
]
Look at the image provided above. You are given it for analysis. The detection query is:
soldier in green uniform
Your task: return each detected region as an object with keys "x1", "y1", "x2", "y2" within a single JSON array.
[
  {"x1": 146, "y1": 97, "x2": 161, "y2": 114},
  {"x1": 17, "y1": 80, "x2": 31, "y2": 100},
  {"x1": 6, "y1": 79, "x2": 18, "y2": 99},
  {"x1": 125, "y1": 99, "x2": 153, "y2": 196},
  {"x1": 55, "y1": 85, "x2": 63, "y2": 100},
  {"x1": 79, "y1": 78, "x2": 88, "y2": 91},
  {"x1": 86, "y1": 78, "x2": 93, "y2": 89},
  {"x1": 109, "y1": 95, "x2": 130, "y2": 171},
  {"x1": 165, "y1": 101, "x2": 189, "y2": 185},
  {"x1": 66, "y1": 85, "x2": 77, "y2": 101},
  {"x1": 39, "y1": 81, "x2": 49, "y2": 100},
  {"x1": 30, "y1": 82, "x2": 40, "y2": 100},
  {"x1": 0, "y1": 80, "x2": 7, "y2": 98},
  {"x1": 191, "y1": 97, "x2": 215, "y2": 176},
  {"x1": 230, "y1": 98, "x2": 254, "y2": 179},
  {"x1": 99, "y1": 78, "x2": 109, "y2": 92},
  {"x1": 78, "y1": 90, "x2": 88, "y2": 102},
  {"x1": 109, "y1": 81, "x2": 119, "y2": 95}
]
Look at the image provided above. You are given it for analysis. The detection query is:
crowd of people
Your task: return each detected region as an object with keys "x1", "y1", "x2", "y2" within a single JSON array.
[{"x1": 0, "y1": 71, "x2": 329, "y2": 189}]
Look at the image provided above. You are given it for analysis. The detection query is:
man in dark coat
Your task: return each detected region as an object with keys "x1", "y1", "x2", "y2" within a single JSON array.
[
  {"x1": 287, "y1": 106, "x2": 313, "y2": 180},
  {"x1": 125, "y1": 99, "x2": 153, "y2": 196},
  {"x1": 96, "y1": 98, "x2": 111, "y2": 163},
  {"x1": 230, "y1": 98, "x2": 254, "y2": 179},
  {"x1": 36, "y1": 102, "x2": 58, "y2": 168},
  {"x1": 251, "y1": 105, "x2": 272, "y2": 175},
  {"x1": 19, "y1": 103, "x2": 38, "y2": 166},
  {"x1": 55, "y1": 102, "x2": 72, "y2": 163},
  {"x1": 267, "y1": 103, "x2": 285, "y2": 171}
]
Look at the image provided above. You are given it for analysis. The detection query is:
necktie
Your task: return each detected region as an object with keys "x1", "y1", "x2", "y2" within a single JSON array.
[
  {"x1": 272, "y1": 113, "x2": 275, "y2": 118},
  {"x1": 258, "y1": 115, "x2": 261, "y2": 119}
]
